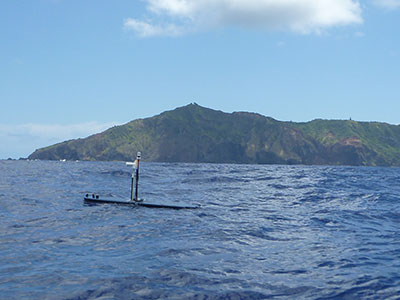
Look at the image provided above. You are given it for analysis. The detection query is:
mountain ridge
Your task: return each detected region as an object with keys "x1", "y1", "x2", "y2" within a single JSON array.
[{"x1": 28, "y1": 103, "x2": 400, "y2": 166}]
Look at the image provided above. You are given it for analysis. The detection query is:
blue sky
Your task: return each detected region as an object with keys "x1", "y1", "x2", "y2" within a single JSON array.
[{"x1": 1, "y1": 0, "x2": 399, "y2": 159}]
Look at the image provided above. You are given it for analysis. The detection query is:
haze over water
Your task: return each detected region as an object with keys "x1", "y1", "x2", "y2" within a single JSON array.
[{"x1": 1, "y1": 160, "x2": 400, "y2": 299}]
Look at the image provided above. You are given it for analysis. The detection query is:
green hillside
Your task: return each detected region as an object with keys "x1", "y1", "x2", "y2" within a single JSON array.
[{"x1": 28, "y1": 103, "x2": 400, "y2": 166}]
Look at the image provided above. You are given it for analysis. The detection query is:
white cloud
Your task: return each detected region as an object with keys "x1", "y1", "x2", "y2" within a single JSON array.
[
  {"x1": 276, "y1": 41, "x2": 286, "y2": 47},
  {"x1": 123, "y1": 19, "x2": 184, "y2": 37},
  {"x1": 354, "y1": 31, "x2": 365, "y2": 37},
  {"x1": 372, "y1": 0, "x2": 400, "y2": 9},
  {"x1": 125, "y1": 0, "x2": 363, "y2": 37},
  {"x1": 0, "y1": 122, "x2": 119, "y2": 159}
]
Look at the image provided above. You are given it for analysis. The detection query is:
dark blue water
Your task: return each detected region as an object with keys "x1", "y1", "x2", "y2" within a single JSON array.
[{"x1": 1, "y1": 160, "x2": 400, "y2": 299}]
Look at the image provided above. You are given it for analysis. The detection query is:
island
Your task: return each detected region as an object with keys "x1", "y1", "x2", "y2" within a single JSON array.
[{"x1": 29, "y1": 103, "x2": 400, "y2": 166}]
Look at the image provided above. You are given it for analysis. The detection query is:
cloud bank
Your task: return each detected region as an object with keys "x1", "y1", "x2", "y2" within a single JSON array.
[
  {"x1": 0, "y1": 122, "x2": 117, "y2": 140},
  {"x1": 0, "y1": 122, "x2": 119, "y2": 159},
  {"x1": 124, "y1": 0, "x2": 363, "y2": 37}
]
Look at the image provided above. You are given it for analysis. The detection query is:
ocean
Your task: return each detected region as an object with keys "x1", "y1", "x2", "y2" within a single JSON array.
[{"x1": 1, "y1": 160, "x2": 400, "y2": 299}]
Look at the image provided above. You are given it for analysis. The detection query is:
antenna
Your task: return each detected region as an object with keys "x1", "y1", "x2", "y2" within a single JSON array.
[{"x1": 126, "y1": 151, "x2": 141, "y2": 202}]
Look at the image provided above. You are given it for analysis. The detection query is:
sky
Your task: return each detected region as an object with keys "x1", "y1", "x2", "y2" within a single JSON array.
[{"x1": 1, "y1": 0, "x2": 400, "y2": 159}]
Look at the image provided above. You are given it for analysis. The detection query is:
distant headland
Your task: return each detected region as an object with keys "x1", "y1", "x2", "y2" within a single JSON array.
[{"x1": 28, "y1": 103, "x2": 400, "y2": 166}]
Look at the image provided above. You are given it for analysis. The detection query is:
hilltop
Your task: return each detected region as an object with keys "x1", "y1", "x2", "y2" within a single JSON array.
[{"x1": 28, "y1": 103, "x2": 400, "y2": 166}]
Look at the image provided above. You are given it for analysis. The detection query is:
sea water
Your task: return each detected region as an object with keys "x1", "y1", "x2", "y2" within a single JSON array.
[{"x1": 0, "y1": 160, "x2": 400, "y2": 299}]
